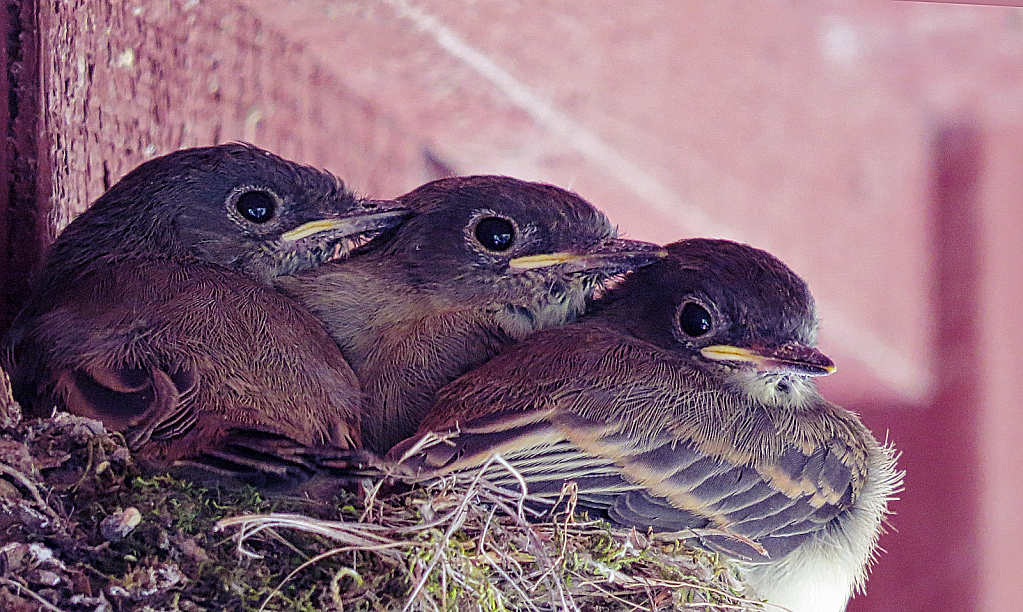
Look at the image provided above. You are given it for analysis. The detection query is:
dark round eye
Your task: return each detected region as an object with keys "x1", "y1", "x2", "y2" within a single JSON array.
[
  {"x1": 679, "y1": 302, "x2": 713, "y2": 337},
  {"x1": 235, "y1": 190, "x2": 276, "y2": 224},
  {"x1": 474, "y1": 217, "x2": 515, "y2": 252}
]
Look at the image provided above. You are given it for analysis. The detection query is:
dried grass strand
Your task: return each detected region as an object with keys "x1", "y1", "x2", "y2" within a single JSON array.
[
  {"x1": 215, "y1": 451, "x2": 764, "y2": 612},
  {"x1": 0, "y1": 575, "x2": 67, "y2": 612},
  {"x1": 0, "y1": 461, "x2": 61, "y2": 525}
]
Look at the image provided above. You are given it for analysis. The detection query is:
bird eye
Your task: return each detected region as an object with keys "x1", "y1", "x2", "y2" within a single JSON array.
[
  {"x1": 235, "y1": 190, "x2": 277, "y2": 224},
  {"x1": 474, "y1": 217, "x2": 515, "y2": 252},
  {"x1": 679, "y1": 302, "x2": 713, "y2": 337}
]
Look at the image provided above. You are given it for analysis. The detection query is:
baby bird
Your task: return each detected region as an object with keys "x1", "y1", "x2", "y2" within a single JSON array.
[
  {"x1": 390, "y1": 238, "x2": 902, "y2": 612},
  {"x1": 276, "y1": 175, "x2": 665, "y2": 453},
  {"x1": 6, "y1": 144, "x2": 408, "y2": 487}
]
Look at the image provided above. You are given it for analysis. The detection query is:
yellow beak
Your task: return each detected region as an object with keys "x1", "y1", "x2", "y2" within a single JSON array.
[
  {"x1": 281, "y1": 208, "x2": 410, "y2": 242},
  {"x1": 507, "y1": 238, "x2": 667, "y2": 273},
  {"x1": 507, "y1": 252, "x2": 580, "y2": 270},
  {"x1": 700, "y1": 344, "x2": 836, "y2": 377},
  {"x1": 281, "y1": 219, "x2": 348, "y2": 242}
]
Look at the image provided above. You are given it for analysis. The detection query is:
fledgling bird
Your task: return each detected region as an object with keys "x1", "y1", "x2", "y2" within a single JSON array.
[
  {"x1": 275, "y1": 175, "x2": 666, "y2": 453},
  {"x1": 6, "y1": 143, "x2": 409, "y2": 487},
  {"x1": 389, "y1": 238, "x2": 902, "y2": 612}
]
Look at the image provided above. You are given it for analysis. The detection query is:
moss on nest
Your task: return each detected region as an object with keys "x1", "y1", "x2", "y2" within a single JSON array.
[{"x1": 0, "y1": 367, "x2": 765, "y2": 612}]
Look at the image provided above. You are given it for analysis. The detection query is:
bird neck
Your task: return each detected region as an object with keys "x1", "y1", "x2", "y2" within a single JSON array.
[{"x1": 281, "y1": 260, "x2": 550, "y2": 452}]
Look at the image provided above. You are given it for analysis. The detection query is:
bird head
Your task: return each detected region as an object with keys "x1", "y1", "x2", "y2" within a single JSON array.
[
  {"x1": 44, "y1": 144, "x2": 409, "y2": 283},
  {"x1": 602, "y1": 238, "x2": 834, "y2": 407},
  {"x1": 372, "y1": 175, "x2": 665, "y2": 328}
]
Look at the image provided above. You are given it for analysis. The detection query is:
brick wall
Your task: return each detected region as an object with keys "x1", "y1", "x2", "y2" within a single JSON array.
[{"x1": 0, "y1": 0, "x2": 441, "y2": 328}]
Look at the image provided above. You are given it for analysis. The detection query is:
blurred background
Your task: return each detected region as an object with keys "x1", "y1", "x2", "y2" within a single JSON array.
[{"x1": 1, "y1": 1, "x2": 1020, "y2": 610}]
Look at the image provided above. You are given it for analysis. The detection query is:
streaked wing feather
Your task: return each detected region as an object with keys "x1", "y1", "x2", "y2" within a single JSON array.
[{"x1": 401, "y1": 324, "x2": 864, "y2": 560}]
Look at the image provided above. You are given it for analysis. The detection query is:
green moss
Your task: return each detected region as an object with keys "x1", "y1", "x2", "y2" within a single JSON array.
[{"x1": 4, "y1": 412, "x2": 764, "y2": 612}]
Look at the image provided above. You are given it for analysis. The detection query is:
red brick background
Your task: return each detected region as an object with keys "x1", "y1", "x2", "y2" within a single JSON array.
[
  {"x1": 38, "y1": 0, "x2": 433, "y2": 234},
  {"x1": 3, "y1": 2, "x2": 1022, "y2": 611}
]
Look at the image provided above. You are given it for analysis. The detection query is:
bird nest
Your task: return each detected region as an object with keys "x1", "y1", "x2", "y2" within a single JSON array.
[{"x1": 0, "y1": 367, "x2": 767, "y2": 612}]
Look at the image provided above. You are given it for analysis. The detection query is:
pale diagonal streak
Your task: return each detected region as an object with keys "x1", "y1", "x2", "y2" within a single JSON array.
[{"x1": 381, "y1": 0, "x2": 930, "y2": 403}]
